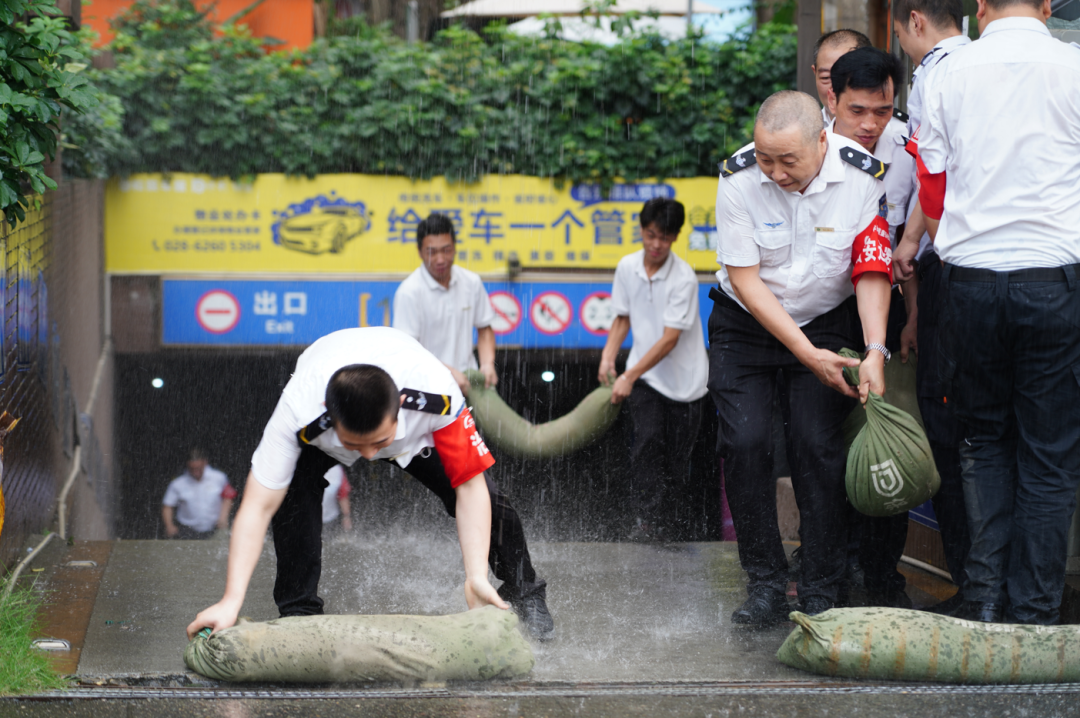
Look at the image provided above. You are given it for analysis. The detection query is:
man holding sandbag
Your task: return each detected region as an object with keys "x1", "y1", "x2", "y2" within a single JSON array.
[
  {"x1": 709, "y1": 90, "x2": 892, "y2": 626},
  {"x1": 187, "y1": 327, "x2": 553, "y2": 641}
]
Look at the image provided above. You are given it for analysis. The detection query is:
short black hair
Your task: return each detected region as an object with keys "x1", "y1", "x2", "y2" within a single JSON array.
[
  {"x1": 639, "y1": 198, "x2": 685, "y2": 236},
  {"x1": 984, "y1": 0, "x2": 1041, "y2": 11},
  {"x1": 830, "y1": 47, "x2": 904, "y2": 101},
  {"x1": 812, "y1": 29, "x2": 872, "y2": 66},
  {"x1": 416, "y1": 212, "x2": 456, "y2": 250},
  {"x1": 891, "y1": 0, "x2": 964, "y2": 30},
  {"x1": 325, "y1": 364, "x2": 399, "y2": 435},
  {"x1": 188, "y1": 447, "x2": 208, "y2": 463}
]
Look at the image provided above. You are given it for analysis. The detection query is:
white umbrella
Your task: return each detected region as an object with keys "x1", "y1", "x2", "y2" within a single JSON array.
[{"x1": 506, "y1": 15, "x2": 694, "y2": 44}]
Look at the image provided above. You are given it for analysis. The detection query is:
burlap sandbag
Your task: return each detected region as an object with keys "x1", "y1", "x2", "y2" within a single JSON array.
[
  {"x1": 465, "y1": 370, "x2": 621, "y2": 459},
  {"x1": 184, "y1": 606, "x2": 534, "y2": 683},
  {"x1": 839, "y1": 349, "x2": 940, "y2": 516},
  {"x1": 777, "y1": 607, "x2": 1080, "y2": 684}
]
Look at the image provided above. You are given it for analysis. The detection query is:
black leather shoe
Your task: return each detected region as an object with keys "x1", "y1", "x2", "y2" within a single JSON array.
[
  {"x1": 925, "y1": 593, "x2": 966, "y2": 617},
  {"x1": 959, "y1": 601, "x2": 1004, "y2": 623},
  {"x1": 732, "y1": 589, "x2": 789, "y2": 627},
  {"x1": 510, "y1": 593, "x2": 555, "y2": 641},
  {"x1": 799, "y1": 595, "x2": 834, "y2": 616}
]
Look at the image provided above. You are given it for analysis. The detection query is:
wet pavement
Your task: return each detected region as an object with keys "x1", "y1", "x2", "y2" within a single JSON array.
[{"x1": 8, "y1": 535, "x2": 1080, "y2": 717}]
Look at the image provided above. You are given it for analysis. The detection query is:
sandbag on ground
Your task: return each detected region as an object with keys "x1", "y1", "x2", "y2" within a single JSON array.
[
  {"x1": 185, "y1": 606, "x2": 534, "y2": 683},
  {"x1": 465, "y1": 370, "x2": 621, "y2": 459},
  {"x1": 777, "y1": 607, "x2": 1080, "y2": 684}
]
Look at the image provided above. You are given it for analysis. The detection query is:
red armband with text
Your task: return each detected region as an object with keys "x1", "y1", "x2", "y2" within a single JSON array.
[
  {"x1": 851, "y1": 215, "x2": 893, "y2": 289},
  {"x1": 221, "y1": 484, "x2": 238, "y2": 500},
  {"x1": 432, "y1": 407, "x2": 495, "y2": 488}
]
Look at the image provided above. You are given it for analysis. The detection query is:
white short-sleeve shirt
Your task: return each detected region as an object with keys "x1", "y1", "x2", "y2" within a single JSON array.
[
  {"x1": 715, "y1": 132, "x2": 886, "y2": 327},
  {"x1": 392, "y1": 264, "x2": 496, "y2": 371},
  {"x1": 919, "y1": 18, "x2": 1080, "y2": 269},
  {"x1": 828, "y1": 117, "x2": 915, "y2": 247},
  {"x1": 250, "y1": 328, "x2": 464, "y2": 491},
  {"x1": 162, "y1": 466, "x2": 232, "y2": 532},
  {"x1": 610, "y1": 250, "x2": 708, "y2": 403}
]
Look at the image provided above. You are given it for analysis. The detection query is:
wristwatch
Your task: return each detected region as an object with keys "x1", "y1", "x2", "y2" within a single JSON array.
[{"x1": 866, "y1": 342, "x2": 891, "y2": 365}]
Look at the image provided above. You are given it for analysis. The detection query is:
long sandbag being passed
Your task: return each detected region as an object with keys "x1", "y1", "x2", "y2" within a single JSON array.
[
  {"x1": 464, "y1": 370, "x2": 621, "y2": 459},
  {"x1": 777, "y1": 607, "x2": 1080, "y2": 684},
  {"x1": 184, "y1": 606, "x2": 534, "y2": 683}
]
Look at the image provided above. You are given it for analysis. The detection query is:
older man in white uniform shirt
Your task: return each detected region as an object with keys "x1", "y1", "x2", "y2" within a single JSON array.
[
  {"x1": 598, "y1": 197, "x2": 709, "y2": 541},
  {"x1": 709, "y1": 90, "x2": 892, "y2": 627},
  {"x1": 913, "y1": 0, "x2": 1080, "y2": 625},
  {"x1": 393, "y1": 212, "x2": 497, "y2": 395}
]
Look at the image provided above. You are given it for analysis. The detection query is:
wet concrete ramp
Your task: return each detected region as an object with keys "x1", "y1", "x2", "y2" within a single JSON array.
[{"x1": 74, "y1": 537, "x2": 805, "y2": 682}]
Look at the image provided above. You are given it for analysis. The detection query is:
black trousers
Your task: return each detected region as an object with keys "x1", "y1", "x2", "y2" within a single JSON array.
[
  {"x1": 915, "y1": 254, "x2": 970, "y2": 589},
  {"x1": 939, "y1": 262, "x2": 1080, "y2": 624},
  {"x1": 708, "y1": 289, "x2": 859, "y2": 603},
  {"x1": 854, "y1": 286, "x2": 911, "y2": 597},
  {"x1": 271, "y1": 444, "x2": 545, "y2": 617},
  {"x1": 627, "y1": 380, "x2": 705, "y2": 530}
]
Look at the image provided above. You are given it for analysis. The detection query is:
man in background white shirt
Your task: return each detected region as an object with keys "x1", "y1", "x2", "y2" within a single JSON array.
[
  {"x1": 162, "y1": 449, "x2": 236, "y2": 539},
  {"x1": 810, "y1": 29, "x2": 871, "y2": 124},
  {"x1": 393, "y1": 213, "x2": 497, "y2": 396},
  {"x1": 598, "y1": 198, "x2": 709, "y2": 541},
  {"x1": 914, "y1": 0, "x2": 1080, "y2": 625}
]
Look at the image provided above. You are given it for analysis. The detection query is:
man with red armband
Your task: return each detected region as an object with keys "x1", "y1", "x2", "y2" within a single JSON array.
[
  {"x1": 910, "y1": 0, "x2": 1080, "y2": 626},
  {"x1": 709, "y1": 90, "x2": 892, "y2": 626},
  {"x1": 187, "y1": 327, "x2": 553, "y2": 640}
]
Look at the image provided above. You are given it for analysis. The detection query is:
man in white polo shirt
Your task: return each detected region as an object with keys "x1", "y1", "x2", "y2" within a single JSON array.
[
  {"x1": 393, "y1": 213, "x2": 497, "y2": 395},
  {"x1": 710, "y1": 90, "x2": 892, "y2": 626},
  {"x1": 913, "y1": 0, "x2": 1080, "y2": 625},
  {"x1": 598, "y1": 197, "x2": 708, "y2": 541},
  {"x1": 187, "y1": 327, "x2": 554, "y2": 641},
  {"x1": 162, "y1": 449, "x2": 236, "y2": 539}
]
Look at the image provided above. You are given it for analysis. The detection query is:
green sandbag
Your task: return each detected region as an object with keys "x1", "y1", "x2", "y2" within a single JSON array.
[
  {"x1": 184, "y1": 606, "x2": 534, "y2": 683},
  {"x1": 465, "y1": 370, "x2": 621, "y2": 459},
  {"x1": 839, "y1": 349, "x2": 940, "y2": 516},
  {"x1": 777, "y1": 607, "x2": 1080, "y2": 684},
  {"x1": 840, "y1": 349, "x2": 924, "y2": 448}
]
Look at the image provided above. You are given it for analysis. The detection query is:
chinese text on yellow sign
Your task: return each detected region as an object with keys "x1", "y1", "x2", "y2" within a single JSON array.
[{"x1": 105, "y1": 174, "x2": 721, "y2": 275}]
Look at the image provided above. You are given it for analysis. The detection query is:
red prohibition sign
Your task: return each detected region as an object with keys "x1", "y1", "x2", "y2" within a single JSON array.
[
  {"x1": 529, "y1": 291, "x2": 573, "y2": 336},
  {"x1": 196, "y1": 290, "x2": 241, "y2": 334},
  {"x1": 488, "y1": 291, "x2": 523, "y2": 335}
]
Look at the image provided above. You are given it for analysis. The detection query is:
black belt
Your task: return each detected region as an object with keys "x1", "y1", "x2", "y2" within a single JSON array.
[{"x1": 947, "y1": 263, "x2": 1079, "y2": 283}]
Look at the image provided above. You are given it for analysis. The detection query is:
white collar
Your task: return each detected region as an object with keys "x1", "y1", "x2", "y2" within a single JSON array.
[
  {"x1": 420, "y1": 263, "x2": 455, "y2": 290},
  {"x1": 634, "y1": 251, "x2": 675, "y2": 282},
  {"x1": 980, "y1": 16, "x2": 1052, "y2": 39}
]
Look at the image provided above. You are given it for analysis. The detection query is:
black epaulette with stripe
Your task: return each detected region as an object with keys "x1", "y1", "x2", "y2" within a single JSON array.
[
  {"x1": 719, "y1": 149, "x2": 757, "y2": 178},
  {"x1": 401, "y1": 387, "x2": 452, "y2": 415},
  {"x1": 893, "y1": 107, "x2": 909, "y2": 123},
  {"x1": 839, "y1": 146, "x2": 888, "y2": 180},
  {"x1": 297, "y1": 412, "x2": 334, "y2": 445}
]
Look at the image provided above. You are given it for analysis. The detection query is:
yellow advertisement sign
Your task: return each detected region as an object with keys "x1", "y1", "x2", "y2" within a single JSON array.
[{"x1": 105, "y1": 173, "x2": 721, "y2": 275}]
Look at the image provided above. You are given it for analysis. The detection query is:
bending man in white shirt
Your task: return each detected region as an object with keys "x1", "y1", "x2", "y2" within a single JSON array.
[
  {"x1": 186, "y1": 328, "x2": 554, "y2": 641},
  {"x1": 393, "y1": 213, "x2": 497, "y2": 396},
  {"x1": 599, "y1": 198, "x2": 709, "y2": 541}
]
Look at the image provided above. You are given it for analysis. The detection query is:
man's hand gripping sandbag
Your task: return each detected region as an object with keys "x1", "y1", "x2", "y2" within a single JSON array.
[
  {"x1": 185, "y1": 606, "x2": 534, "y2": 683},
  {"x1": 839, "y1": 348, "x2": 940, "y2": 516}
]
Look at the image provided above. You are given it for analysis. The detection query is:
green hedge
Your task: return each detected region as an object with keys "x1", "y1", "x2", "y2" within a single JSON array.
[{"x1": 66, "y1": 1, "x2": 797, "y2": 185}]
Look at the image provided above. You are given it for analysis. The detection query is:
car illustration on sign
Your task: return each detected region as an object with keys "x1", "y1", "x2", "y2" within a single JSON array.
[{"x1": 277, "y1": 205, "x2": 369, "y2": 254}]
